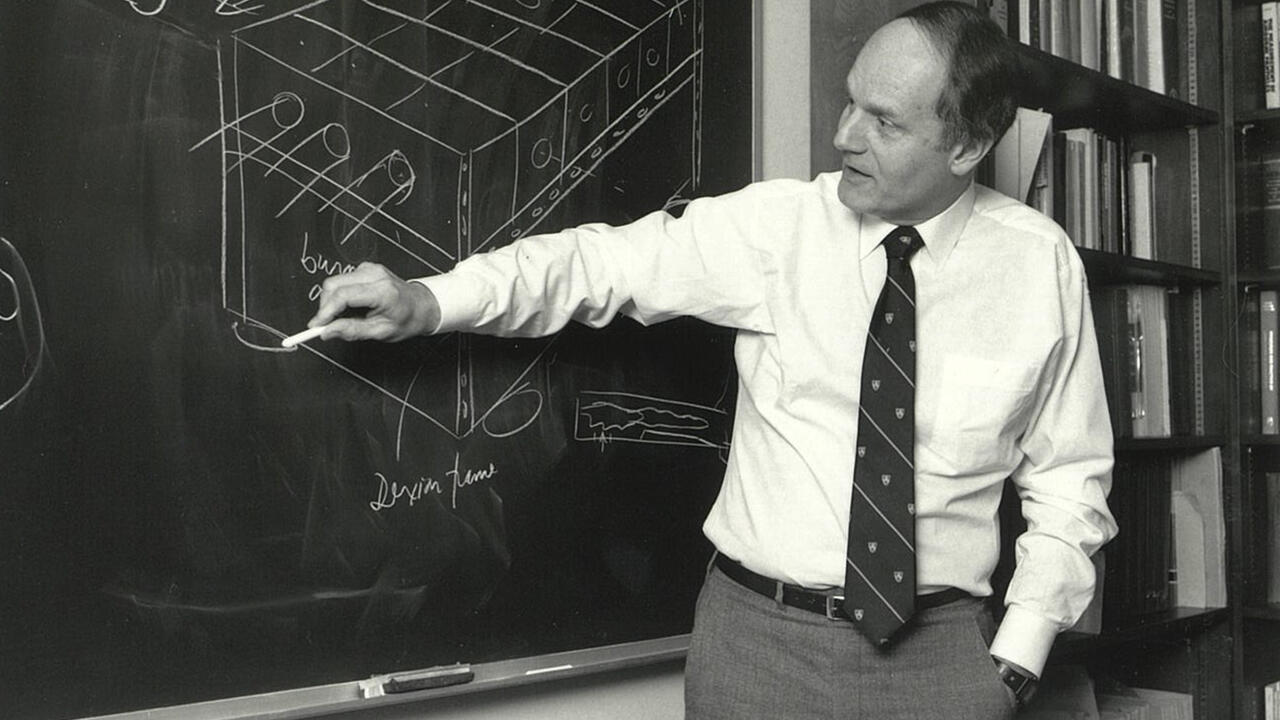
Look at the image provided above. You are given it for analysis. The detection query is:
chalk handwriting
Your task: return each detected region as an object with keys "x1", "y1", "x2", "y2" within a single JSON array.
[
  {"x1": 369, "y1": 452, "x2": 498, "y2": 512},
  {"x1": 299, "y1": 232, "x2": 357, "y2": 301}
]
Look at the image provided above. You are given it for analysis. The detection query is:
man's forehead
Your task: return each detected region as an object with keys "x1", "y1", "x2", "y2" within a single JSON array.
[{"x1": 847, "y1": 21, "x2": 947, "y2": 114}]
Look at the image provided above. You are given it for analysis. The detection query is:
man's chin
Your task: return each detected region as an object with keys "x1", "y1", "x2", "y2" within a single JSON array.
[{"x1": 836, "y1": 182, "x2": 873, "y2": 215}]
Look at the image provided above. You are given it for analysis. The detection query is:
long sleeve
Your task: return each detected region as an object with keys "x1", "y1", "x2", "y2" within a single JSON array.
[
  {"x1": 413, "y1": 190, "x2": 774, "y2": 337},
  {"x1": 988, "y1": 242, "x2": 1119, "y2": 676}
]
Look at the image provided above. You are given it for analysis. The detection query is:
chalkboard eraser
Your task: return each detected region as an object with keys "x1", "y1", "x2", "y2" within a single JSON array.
[{"x1": 371, "y1": 664, "x2": 474, "y2": 696}]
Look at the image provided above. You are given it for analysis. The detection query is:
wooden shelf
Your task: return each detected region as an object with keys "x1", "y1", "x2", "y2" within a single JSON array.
[
  {"x1": 1115, "y1": 436, "x2": 1227, "y2": 452},
  {"x1": 1078, "y1": 248, "x2": 1222, "y2": 287},
  {"x1": 1052, "y1": 607, "x2": 1230, "y2": 660},
  {"x1": 1012, "y1": 45, "x2": 1218, "y2": 136},
  {"x1": 1241, "y1": 434, "x2": 1280, "y2": 447},
  {"x1": 1238, "y1": 269, "x2": 1280, "y2": 287},
  {"x1": 1237, "y1": 107, "x2": 1280, "y2": 126},
  {"x1": 1244, "y1": 605, "x2": 1280, "y2": 621}
]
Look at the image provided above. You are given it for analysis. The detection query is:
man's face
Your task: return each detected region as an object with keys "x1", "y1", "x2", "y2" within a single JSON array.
[{"x1": 833, "y1": 19, "x2": 965, "y2": 225}]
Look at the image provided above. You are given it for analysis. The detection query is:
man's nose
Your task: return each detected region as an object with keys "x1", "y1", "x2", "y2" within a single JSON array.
[{"x1": 834, "y1": 107, "x2": 870, "y2": 153}]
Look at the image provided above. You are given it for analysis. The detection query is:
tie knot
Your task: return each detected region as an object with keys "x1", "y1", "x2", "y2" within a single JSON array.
[{"x1": 882, "y1": 227, "x2": 923, "y2": 261}]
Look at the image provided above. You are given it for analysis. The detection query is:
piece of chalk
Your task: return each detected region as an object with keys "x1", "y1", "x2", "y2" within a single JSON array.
[{"x1": 281, "y1": 325, "x2": 328, "y2": 348}]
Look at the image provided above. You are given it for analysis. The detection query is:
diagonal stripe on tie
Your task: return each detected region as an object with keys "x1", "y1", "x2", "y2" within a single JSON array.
[
  {"x1": 846, "y1": 559, "x2": 907, "y2": 622},
  {"x1": 856, "y1": 406, "x2": 914, "y2": 469},
  {"x1": 867, "y1": 334, "x2": 914, "y2": 387},
  {"x1": 852, "y1": 484, "x2": 915, "y2": 551}
]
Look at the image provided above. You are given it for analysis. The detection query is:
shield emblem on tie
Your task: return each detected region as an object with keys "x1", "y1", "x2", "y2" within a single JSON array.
[
  {"x1": 895, "y1": 408, "x2": 905, "y2": 419},
  {"x1": 885, "y1": 312, "x2": 895, "y2": 325},
  {"x1": 881, "y1": 474, "x2": 891, "y2": 486},
  {"x1": 894, "y1": 571, "x2": 904, "y2": 583},
  {"x1": 871, "y1": 379, "x2": 881, "y2": 391},
  {"x1": 854, "y1": 609, "x2": 865, "y2": 621},
  {"x1": 909, "y1": 340, "x2": 917, "y2": 352},
  {"x1": 857, "y1": 446, "x2": 866, "y2": 458},
  {"x1": 907, "y1": 503, "x2": 915, "y2": 515},
  {"x1": 867, "y1": 541, "x2": 878, "y2": 554}
]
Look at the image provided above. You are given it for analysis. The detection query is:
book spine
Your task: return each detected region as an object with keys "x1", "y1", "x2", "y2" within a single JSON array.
[
  {"x1": 1160, "y1": 0, "x2": 1179, "y2": 97},
  {"x1": 1105, "y1": 0, "x2": 1122, "y2": 79},
  {"x1": 1265, "y1": 3, "x2": 1280, "y2": 109},
  {"x1": 1263, "y1": 289, "x2": 1279, "y2": 435},
  {"x1": 1127, "y1": 152, "x2": 1156, "y2": 260},
  {"x1": 1264, "y1": 149, "x2": 1280, "y2": 269}
]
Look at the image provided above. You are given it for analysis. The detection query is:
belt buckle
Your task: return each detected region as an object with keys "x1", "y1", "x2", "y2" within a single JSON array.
[{"x1": 825, "y1": 594, "x2": 845, "y2": 621}]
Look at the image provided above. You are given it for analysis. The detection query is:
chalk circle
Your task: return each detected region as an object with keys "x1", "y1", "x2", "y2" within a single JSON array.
[
  {"x1": 579, "y1": 103, "x2": 595, "y2": 123},
  {"x1": 646, "y1": 48, "x2": 662, "y2": 67},
  {"x1": 385, "y1": 150, "x2": 415, "y2": 186},
  {"x1": 616, "y1": 64, "x2": 632, "y2": 89},
  {"x1": 530, "y1": 138, "x2": 554, "y2": 169},
  {"x1": 322, "y1": 123, "x2": 351, "y2": 158},
  {"x1": 271, "y1": 92, "x2": 305, "y2": 130},
  {"x1": 0, "y1": 267, "x2": 18, "y2": 322}
]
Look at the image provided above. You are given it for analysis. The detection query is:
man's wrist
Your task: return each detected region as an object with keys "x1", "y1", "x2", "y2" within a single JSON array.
[{"x1": 991, "y1": 655, "x2": 1039, "y2": 707}]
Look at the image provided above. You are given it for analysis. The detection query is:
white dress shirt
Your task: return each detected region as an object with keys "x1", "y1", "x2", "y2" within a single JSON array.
[{"x1": 416, "y1": 172, "x2": 1118, "y2": 676}]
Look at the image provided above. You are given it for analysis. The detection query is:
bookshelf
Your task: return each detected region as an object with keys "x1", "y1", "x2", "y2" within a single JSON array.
[
  {"x1": 1233, "y1": 0, "x2": 1280, "y2": 717},
  {"x1": 999, "y1": 0, "x2": 1236, "y2": 717}
]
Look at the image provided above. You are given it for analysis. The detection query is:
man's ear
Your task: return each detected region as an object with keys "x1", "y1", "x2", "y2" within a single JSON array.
[{"x1": 948, "y1": 136, "x2": 994, "y2": 177}]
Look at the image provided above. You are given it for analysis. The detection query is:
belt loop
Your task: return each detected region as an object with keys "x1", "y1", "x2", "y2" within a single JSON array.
[{"x1": 773, "y1": 579, "x2": 785, "y2": 609}]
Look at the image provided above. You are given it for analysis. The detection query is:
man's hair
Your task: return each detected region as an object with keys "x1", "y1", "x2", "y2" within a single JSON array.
[{"x1": 896, "y1": 1, "x2": 1020, "y2": 151}]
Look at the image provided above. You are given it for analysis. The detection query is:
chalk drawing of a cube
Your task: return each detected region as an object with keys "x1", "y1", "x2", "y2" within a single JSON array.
[{"x1": 218, "y1": 0, "x2": 703, "y2": 440}]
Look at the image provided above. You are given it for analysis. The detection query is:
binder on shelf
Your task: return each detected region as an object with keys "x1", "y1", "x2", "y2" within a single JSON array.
[
  {"x1": 1264, "y1": 2, "x2": 1280, "y2": 109},
  {"x1": 1263, "y1": 289, "x2": 1279, "y2": 435}
]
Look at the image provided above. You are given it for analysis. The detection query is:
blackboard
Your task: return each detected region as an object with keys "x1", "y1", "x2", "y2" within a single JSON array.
[{"x1": 0, "y1": 1, "x2": 751, "y2": 717}]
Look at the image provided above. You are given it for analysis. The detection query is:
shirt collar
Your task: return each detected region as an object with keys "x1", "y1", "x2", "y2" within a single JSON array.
[{"x1": 857, "y1": 182, "x2": 975, "y2": 267}]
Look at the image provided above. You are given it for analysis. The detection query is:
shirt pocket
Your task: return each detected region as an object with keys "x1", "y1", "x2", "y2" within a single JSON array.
[{"x1": 930, "y1": 354, "x2": 1040, "y2": 472}]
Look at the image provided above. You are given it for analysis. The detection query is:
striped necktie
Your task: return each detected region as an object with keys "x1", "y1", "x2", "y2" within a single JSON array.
[{"x1": 844, "y1": 225, "x2": 923, "y2": 647}]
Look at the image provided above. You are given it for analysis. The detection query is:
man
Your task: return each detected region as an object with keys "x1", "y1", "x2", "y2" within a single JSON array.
[{"x1": 307, "y1": 3, "x2": 1117, "y2": 718}]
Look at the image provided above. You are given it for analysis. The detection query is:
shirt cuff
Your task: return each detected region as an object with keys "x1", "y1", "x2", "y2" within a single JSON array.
[
  {"x1": 988, "y1": 606, "x2": 1059, "y2": 678},
  {"x1": 410, "y1": 274, "x2": 480, "y2": 334}
]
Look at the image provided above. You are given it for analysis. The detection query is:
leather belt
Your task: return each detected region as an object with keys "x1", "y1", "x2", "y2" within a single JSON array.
[{"x1": 714, "y1": 554, "x2": 970, "y2": 621}]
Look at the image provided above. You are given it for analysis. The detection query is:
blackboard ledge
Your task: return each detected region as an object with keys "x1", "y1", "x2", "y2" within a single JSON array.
[{"x1": 84, "y1": 635, "x2": 691, "y2": 720}]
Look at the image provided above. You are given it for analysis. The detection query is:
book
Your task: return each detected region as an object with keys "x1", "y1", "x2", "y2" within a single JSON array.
[
  {"x1": 1244, "y1": 290, "x2": 1263, "y2": 436},
  {"x1": 1104, "y1": 0, "x2": 1123, "y2": 80},
  {"x1": 1127, "y1": 152, "x2": 1156, "y2": 260},
  {"x1": 1263, "y1": 289, "x2": 1279, "y2": 434},
  {"x1": 1265, "y1": 2, "x2": 1280, "y2": 109},
  {"x1": 1092, "y1": 286, "x2": 1133, "y2": 436},
  {"x1": 991, "y1": 107, "x2": 1054, "y2": 204},
  {"x1": 1269, "y1": 474, "x2": 1280, "y2": 604},
  {"x1": 1261, "y1": 146, "x2": 1280, "y2": 269},
  {"x1": 1170, "y1": 448, "x2": 1226, "y2": 608},
  {"x1": 1267, "y1": 677, "x2": 1280, "y2": 720},
  {"x1": 1129, "y1": 285, "x2": 1170, "y2": 438}
]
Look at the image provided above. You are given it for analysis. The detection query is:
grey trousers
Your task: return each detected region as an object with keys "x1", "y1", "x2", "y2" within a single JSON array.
[{"x1": 685, "y1": 564, "x2": 1019, "y2": 720}]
